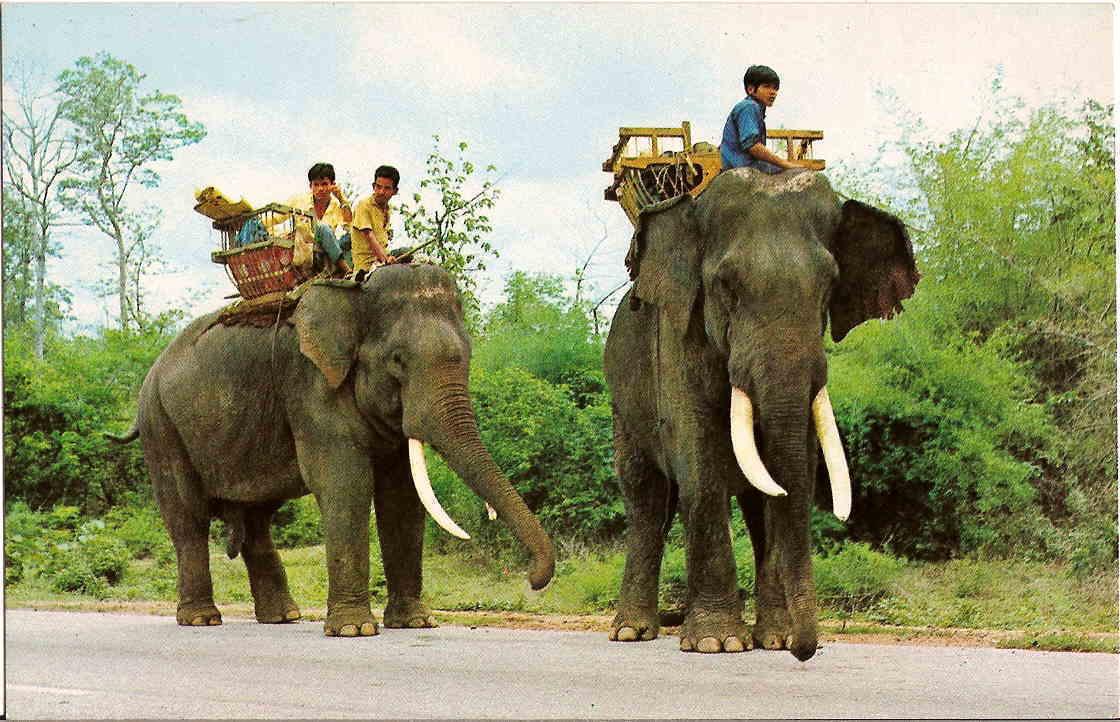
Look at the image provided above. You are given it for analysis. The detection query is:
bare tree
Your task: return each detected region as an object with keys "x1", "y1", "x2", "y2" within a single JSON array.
[{"x1": 2, "y1": 62, "x2": 77, "y2": 357}]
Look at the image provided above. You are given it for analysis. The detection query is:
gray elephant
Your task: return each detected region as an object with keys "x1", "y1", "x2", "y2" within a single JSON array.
[
  {"x1": 112, "y1": 265, "x2": 555, "y2": 637},
  {"x1": 604, "y1": 168, "x2": 919, "y2": 660}
]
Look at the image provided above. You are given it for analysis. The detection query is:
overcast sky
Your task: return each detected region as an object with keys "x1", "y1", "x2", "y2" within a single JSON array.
[{"x1": 2, "y1": 2, "x2": 1114, "y2": 331}]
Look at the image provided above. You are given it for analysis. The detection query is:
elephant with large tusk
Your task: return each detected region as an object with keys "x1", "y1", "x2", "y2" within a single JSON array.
[
  {"x1": 109, "y1": 265, "x2": 555, "y2": 637},
  {"x1": 604, "y1": 168, "x2": 918, "y2": 660}
]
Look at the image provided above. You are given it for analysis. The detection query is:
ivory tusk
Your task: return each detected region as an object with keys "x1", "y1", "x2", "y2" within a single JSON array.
[
  {"x1": 485, "y1": 502, "x2": 498, "y2": 521},
  {"x1": 812, "y1": 387, "x2": 852, "y2": 522},
  {"x1": 730, "y1": 387, "x2": 788, "y2": 497},
  {"x1": 407, "y1": 438, "x2": 471, "y2": 540}
]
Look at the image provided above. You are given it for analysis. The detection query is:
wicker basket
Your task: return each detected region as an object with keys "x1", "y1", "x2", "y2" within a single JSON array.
[{"x1": 210, "y1": 204, "x2": 317, "y2": 299}]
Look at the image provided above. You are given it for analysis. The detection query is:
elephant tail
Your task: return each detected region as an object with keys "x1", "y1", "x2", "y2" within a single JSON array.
[{"x1": 105, "y1": 425, "x2": 140, "y2": 444}]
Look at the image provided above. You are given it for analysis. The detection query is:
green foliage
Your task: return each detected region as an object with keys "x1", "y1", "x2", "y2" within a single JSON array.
[
  {"x1": 399, "y1": 136, "x2": 500, "y2": 322},
  {"x1": 3, "y1": 325, "x2": 170, "y2": 512},
  {"x1": 475, "y1": 272, "x2": 607, "y2": 406},
  {"x1": 814, "y1": 541, "x2": 905, "y2": 618},
  {"x1": 827, "y1": 308, "x2": 1059, "y2": 559},
  {"x1": 828, "y1": 80, "x2": 1115, "y2": 567},
  {"x1": 102, "y1": 503, "x2": 173, "y2": 563},
  {"x1": 5, "y1": 501, "x2": 131, "y2": 597},
  {"x1": 271, "y1": 496, "x2": 324, "y2": 549},
  {"x1": 56, "y1": 52, "x2": 206, "y2": 331}
]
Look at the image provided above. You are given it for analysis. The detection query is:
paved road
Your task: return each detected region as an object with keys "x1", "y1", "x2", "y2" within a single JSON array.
[{"x1": 4, "y1": 610, "x2": 1117, "y2": 719}]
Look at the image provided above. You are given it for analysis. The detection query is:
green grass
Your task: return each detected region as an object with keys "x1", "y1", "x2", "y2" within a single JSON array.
[{"x1": 7, "y1": 540, "x2": 1116, "y2": 653}]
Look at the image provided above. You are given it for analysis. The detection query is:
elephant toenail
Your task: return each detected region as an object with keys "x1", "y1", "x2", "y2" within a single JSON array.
[
  {"x1": 360, "y1": 622, "x2": 378, "y2": 636},
  {"x1": 617, "y1": 627, "x2": 640, "y2": 642},
  {"x1": 725, "y1": 637, "x2": 746, "y2": 652},
  {"x1": 680, "y1": 637, "x2": 694, "y2": 651},
  {"x1": 340, "y1": 625, "x2": 359, "y2": 637},
  {"x1": 697, "y1": 637, "x2": 722, "y2": 653}
]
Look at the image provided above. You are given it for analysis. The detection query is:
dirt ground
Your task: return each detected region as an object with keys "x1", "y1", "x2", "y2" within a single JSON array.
[{"x1": 12, "y1": 599, "x2": 1111, "y2": 650}]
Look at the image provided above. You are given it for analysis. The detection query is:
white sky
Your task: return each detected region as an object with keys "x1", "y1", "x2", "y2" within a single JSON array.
[{"x1": 1, "y1": 2, "x2": 1114, "y2": 331}]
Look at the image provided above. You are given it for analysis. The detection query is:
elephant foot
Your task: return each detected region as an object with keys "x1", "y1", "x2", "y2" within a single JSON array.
[
  {"x1": 323, "y1": 606, "x2": 379, "y2": 638},
  {"x1": 254, "y1": 596, "x2": 301, "y2": 624},
  {"x1": 609, "y1": 607, "x2": 659, "y2": 642},
  {"x1": 752, "y1": 611, "x2": 819, "y2": 660},
  {"x1": 679, "y1": 609, "x2": 752, "y2": 653},
  {"x1": 177, "y1": 602, "x2": 222, "y2": 627},
  {"x1": 383, "y1": 598, "x2": 437, "y2": 629},
  {"x1": 752, "y1": 604, "x2": 793, "y2": 651}
]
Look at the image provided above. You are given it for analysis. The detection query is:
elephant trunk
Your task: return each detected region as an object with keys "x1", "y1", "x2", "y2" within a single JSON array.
[
  {"x1": 758, "y1": 388, "x2": 820, "y2": 662},
  {"x1": 403, "y1": 366, "x2": 555, "y2": 590},
  {"x1": 730, "y1": 385, "x2": 850, "y2": 520}
]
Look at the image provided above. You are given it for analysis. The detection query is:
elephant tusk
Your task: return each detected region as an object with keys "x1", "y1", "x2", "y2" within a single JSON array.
[
  {"x1": 407, "y1": 438, "x2": 471, "y2": 540},
  {"x1": 730, "y1": 387, "x2": 788, "y2": 497},
  {"x1": 485, "y1": 502, "x2": 498, "y2": 521},
  {"x1": 812, "y1": 387, "x2": 852, "y2": 522}
]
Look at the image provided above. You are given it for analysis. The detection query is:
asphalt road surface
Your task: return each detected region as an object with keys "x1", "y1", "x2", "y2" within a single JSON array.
[{"x1": 4, "y1": 610, "x2": 1117, "y2": 719}]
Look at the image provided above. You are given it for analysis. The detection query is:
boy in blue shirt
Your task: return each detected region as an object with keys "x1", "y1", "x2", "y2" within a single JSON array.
[{"x1": 720, "y1": 65, "x2": 800, "y2": 174}]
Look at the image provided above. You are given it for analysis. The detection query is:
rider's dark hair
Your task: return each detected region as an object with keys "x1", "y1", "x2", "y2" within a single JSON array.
[
  {"x1": 743, "y1": 65, "x2": 780, "y2": 93},
  {"x1": 307, "y1": 162, "x2": 336, "y2": 183},
  {"x1": 374, "y1": 165, "x2": 400, "y2": 188}
]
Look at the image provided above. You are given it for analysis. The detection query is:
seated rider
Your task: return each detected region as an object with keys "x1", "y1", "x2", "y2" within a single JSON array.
[
  {"x1": 720, "y1": 64, "x2": 801, "y2": 174},
  {"x1": 283, "y1": 162, "x2": 354, "y2": 275},
  {"x1": 349, "y1": 165, "x2": 400, "y2": 275}
]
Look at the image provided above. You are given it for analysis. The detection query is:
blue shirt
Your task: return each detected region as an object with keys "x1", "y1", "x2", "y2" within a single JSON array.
[{"x1": 720, "y1": 95, "x2": 781, "y2": 174}]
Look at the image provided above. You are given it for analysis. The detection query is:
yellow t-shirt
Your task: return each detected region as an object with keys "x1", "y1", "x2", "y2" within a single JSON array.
[
  {"x1": 283, "y1": 192, "x2": 350, "y2": 237},
  {"x1": 350, "y1": 196, "x2": 393, "y2": 271}
]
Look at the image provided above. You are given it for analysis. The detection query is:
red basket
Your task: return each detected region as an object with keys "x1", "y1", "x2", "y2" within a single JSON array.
[
  {"x1": 210, "y1": 204, "x2": 317, "y2": 299},
  {"x1": 213, "y1": 241, "x2": 316, "y2": 299}
]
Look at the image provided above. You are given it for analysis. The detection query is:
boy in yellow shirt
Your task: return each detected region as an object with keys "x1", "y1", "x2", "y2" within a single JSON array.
[{"x1": 350, "y1": 166, "x2": 399, "y2": 273}]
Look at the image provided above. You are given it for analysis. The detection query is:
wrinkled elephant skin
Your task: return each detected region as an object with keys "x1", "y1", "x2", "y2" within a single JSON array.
[
  {"x1": 604, "y1": 168, "x2": 919, "y2": 659},
  {"x1": 115, "y1": 265, "x2": 554, "y2": 637}
]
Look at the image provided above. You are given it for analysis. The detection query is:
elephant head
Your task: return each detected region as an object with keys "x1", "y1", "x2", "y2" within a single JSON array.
[
  {"x1": 292, "y1": 266, "x2": 555, "y2": 590},
  {"x1": 619, "y1": 167, "x2": 918, "y2": 658}
]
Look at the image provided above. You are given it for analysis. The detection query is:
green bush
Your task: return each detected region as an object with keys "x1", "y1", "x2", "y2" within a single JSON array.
[
  {"x1": 103, "y1": 504, "x2": 173, "y2": 563},
  {"x1": 272, "y1": 496, "x2": 324, "y2": 548},
  {"x1": 3, "y1": 327, "x2": 164, "y2": 514},
  {"x1": 814, "y1": 542, "x2": 904, "y2": 617},
  {"x1": 826, "y1": 306, "x2": 1059, "y2": 560}
]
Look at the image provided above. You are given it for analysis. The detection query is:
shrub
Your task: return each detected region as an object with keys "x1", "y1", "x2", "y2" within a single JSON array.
[
  {"x1": 272, "y1": 496, "x2": 324, "y2": 548},
  {"x1": 826, "y1": 307, "x2": 1059, "y2": 560},
  {"x1": 104, "y1": 504, "x2": 173, "y2": 563},
  {"x1": 814, "y1": 542, "x2": 904, "y2": 617}
]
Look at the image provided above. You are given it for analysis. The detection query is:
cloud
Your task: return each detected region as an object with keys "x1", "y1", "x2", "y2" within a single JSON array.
[{"x1": 346, "y1": 5, "x2": 545, "y2": 95}]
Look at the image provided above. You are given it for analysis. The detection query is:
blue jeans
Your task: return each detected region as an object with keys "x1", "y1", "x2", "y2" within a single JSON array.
[{"x1": 314, "y1": 223, "x2": 349, "y2": 265}]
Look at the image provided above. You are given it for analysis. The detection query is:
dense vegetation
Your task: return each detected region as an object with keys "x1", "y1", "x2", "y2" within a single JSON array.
[{"x1": 4, "y1": 88, "x2": 1115, "y2": 628}]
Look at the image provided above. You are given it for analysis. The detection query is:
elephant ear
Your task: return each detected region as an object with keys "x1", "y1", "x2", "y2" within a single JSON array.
[
  {"x1": 829, "y1": 199, "x2": 921, "y2": 342},
  {"x1": 625, "y1": 194, "x2": 701, "y2": 334},
  {"x1": 292, "y1": 285, "x2": 363, "y2": 390}
]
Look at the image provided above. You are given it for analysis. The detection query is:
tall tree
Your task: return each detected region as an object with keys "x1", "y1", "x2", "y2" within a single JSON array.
[
  {"x1": 399, "y1": 136, "x2": 500, "y2": 320},
  {"x1": 55, "y1": 52, "x2": 205, "y2": 331},
  {"x1": 2, "y1": 63, "x2": 77, "y2": 357}
]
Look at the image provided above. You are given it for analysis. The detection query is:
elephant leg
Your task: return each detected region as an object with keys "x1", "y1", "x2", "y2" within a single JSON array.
[
  {"x1": 610, "y1": 425, "x2": 675, "y2": 643},
  {"x1": 676, "y1": 470, "x2": 751, "y2": 653},
  {"x1": 304, "y1": 447, "x2": 379, "y2": 638},
  {"x1": 241, "y1": 504, "x2": 301, "y2": 624},
  {"x1": 374, "y1": 447, "x2": 436, "y2": 629},
  {"x1": 147, "y1": 429, "x2": 222, "y2": 627},
  {"x1": 738, "y1": 492, "x2": 791, "y2": 650}
]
